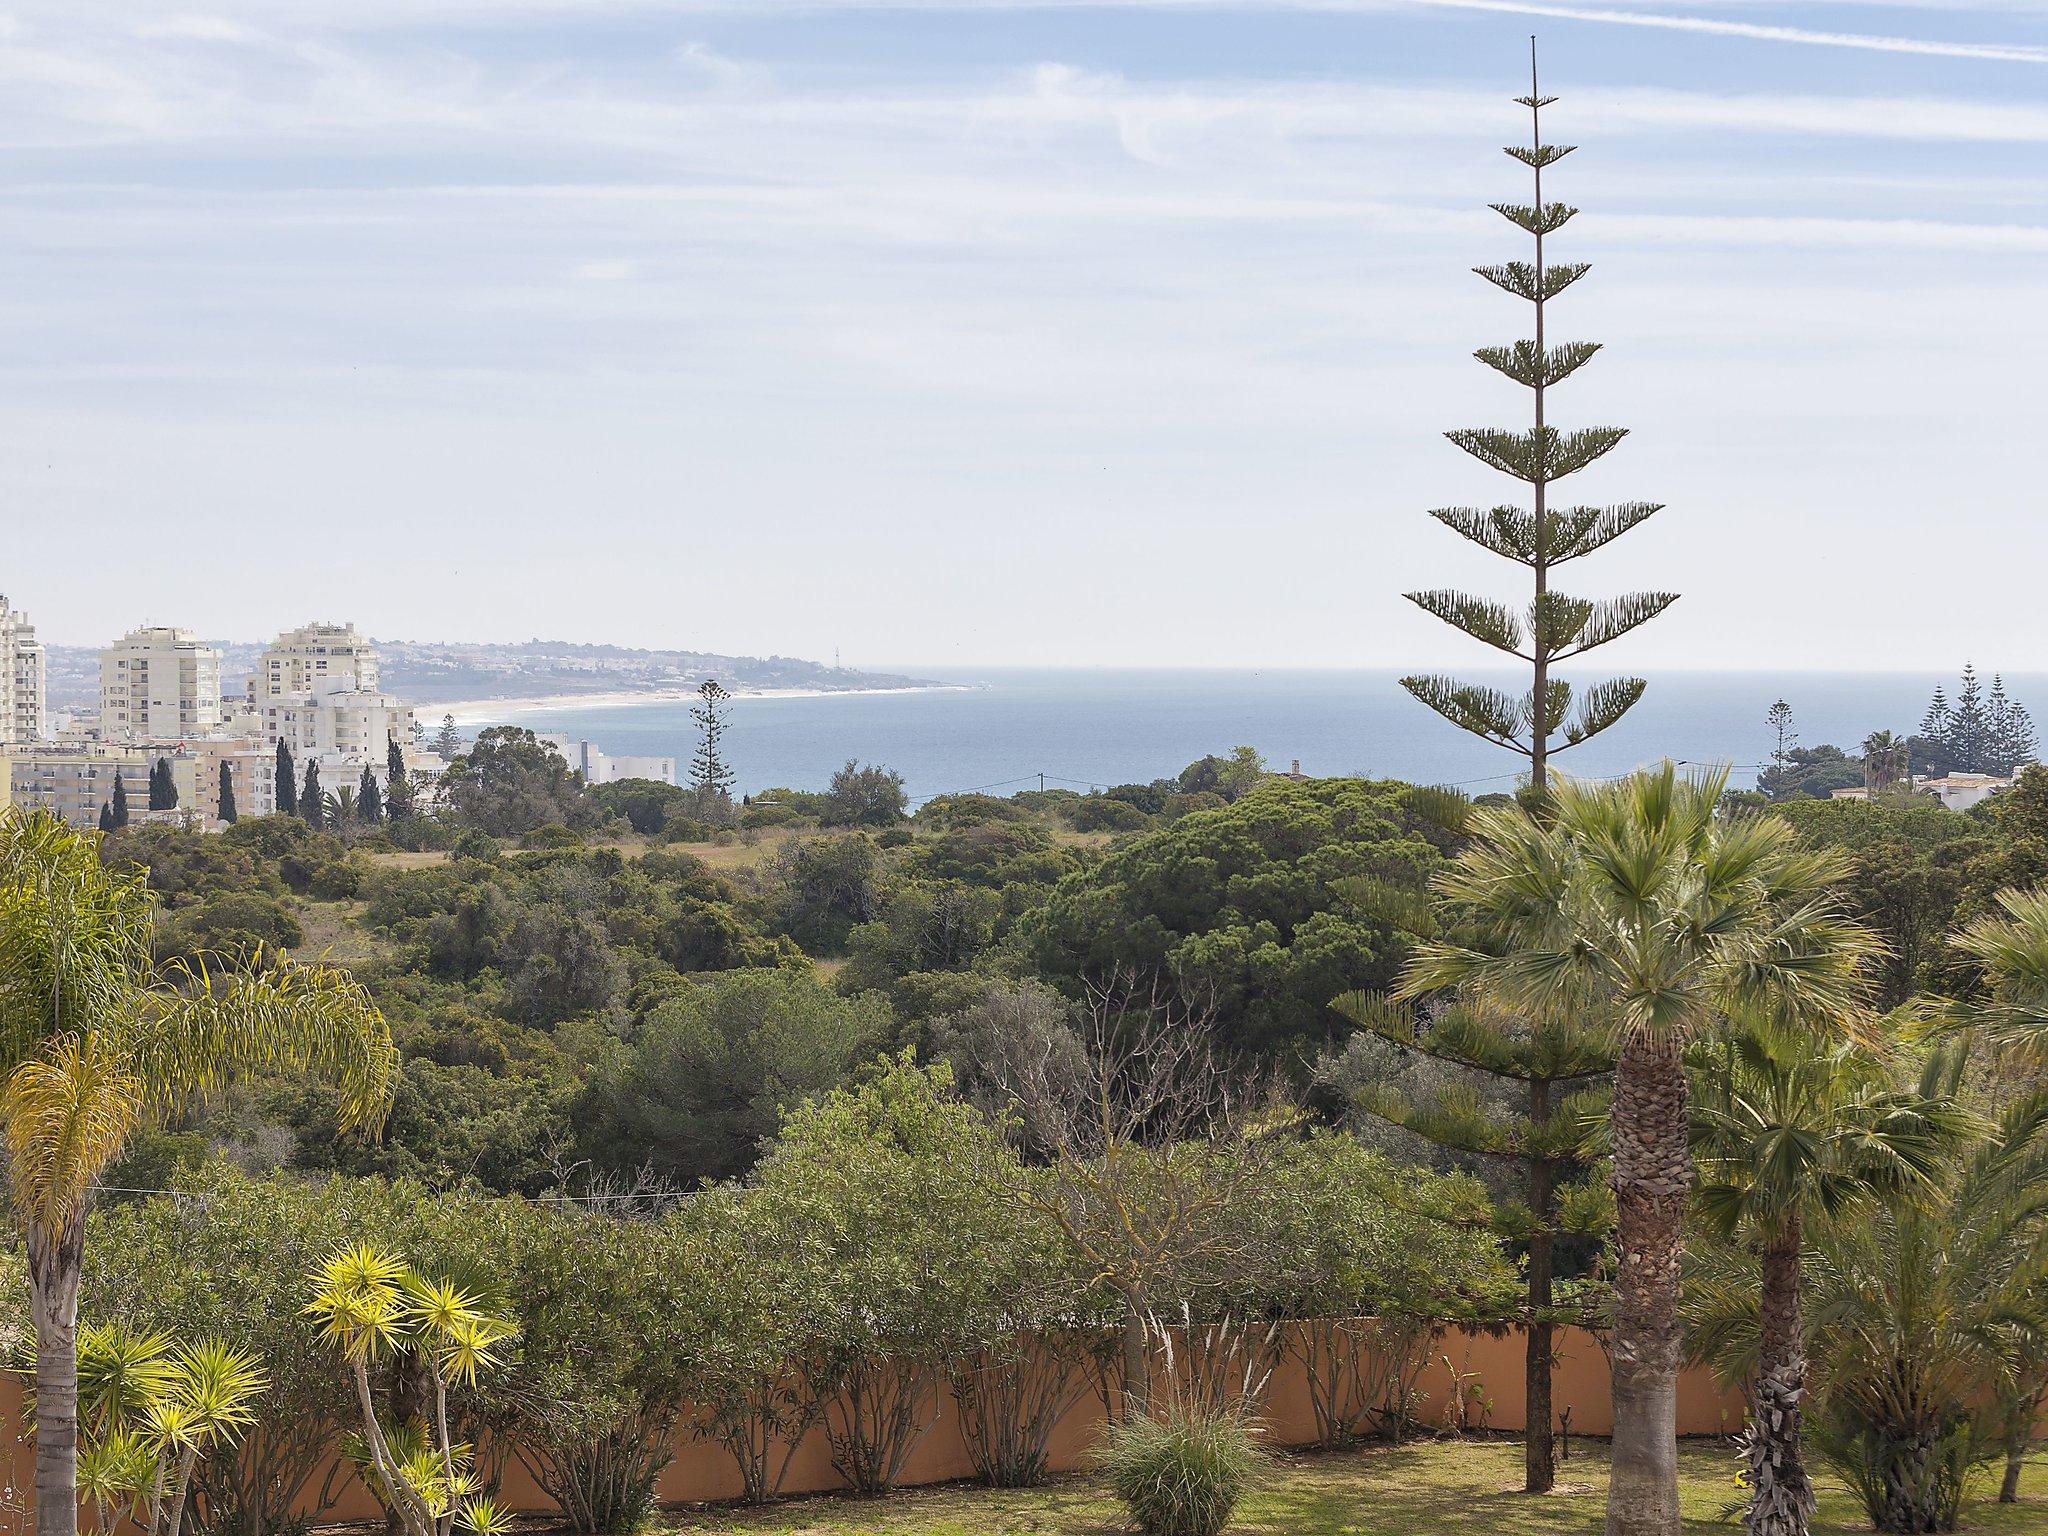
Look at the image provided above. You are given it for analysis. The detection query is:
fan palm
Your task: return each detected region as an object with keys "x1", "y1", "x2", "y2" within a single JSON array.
[
  {"x1": 1398, "y1": 764, "x2": 1876, "y2": 1536},
  {"x1": 1688, "y1": 1026, "x2": 1975, "y2": 1536},
  {"x1": 0, "y1": 808, "x2": 396, "y2": 1536}
]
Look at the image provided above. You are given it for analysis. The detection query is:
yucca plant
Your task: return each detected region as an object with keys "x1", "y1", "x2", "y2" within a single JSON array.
[
  {"x1": 303, "y1": 1242, "x2": 517, "y2": 1536},
  {"x1": 69, "y1": 1324, "x2": 267, "y2": 1536},
  {"x1": 0, "y1": 808, "x2": 395, "y2": 1536}
]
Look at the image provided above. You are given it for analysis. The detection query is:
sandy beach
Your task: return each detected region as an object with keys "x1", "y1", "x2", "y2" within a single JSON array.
[{"x1": 436, "y1": 683, "x2": 971, "y2": 725}]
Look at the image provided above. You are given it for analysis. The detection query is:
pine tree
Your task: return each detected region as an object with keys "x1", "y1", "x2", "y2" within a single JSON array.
[
  {"x1": 385, "y1": 735, "x2": 412, "y2": 821},
  {"x1": 1920, "y1": 683, "x2": 1951, "y2": 742},
  {"x1": 1386, "y1": 49, "x2": 1651, "y2": 1494},
  {"x1": 358, "y1": 765, "x2": 382, "y2": 823},
  {"x1": 97, "y1": 801, "x2": 115, "y2": 834},
  {"x1": 110, "y1": 774, "x2": 130, "y2": 830},
  {"x1": 1984, "y1": 673, "x2": 2038, "y2": 775},
  {"x1": 433, "y1": 714, "x2": 462, "y2": 759},
  {"x1": 1400, "y1": 46, "x2": 1674, "y2": 797},
  {"x1": 276, "y1": 740, "x2": 298, "y2": 817},
  {"x1": 301, "y1": 761, "x2": 323, "y2": 829},
  {"x1": 1952, "y1": 663, "x2": 1988, "y2": 773},
  {"x1": 2001, "y1": 696, "x2": 2039, "y2": 774},
  {"x1": 1333, "y1": 877, "x2": 1615, "y2": 1498},
  {"x1": 1767, "y1": 700, "x2": 1796, "y2": 769},
  {"x1": 690, "y1": 679, "x2": 737, "y2": 799},
  {"x1": 218, "y1": 761, "x2": 238, "y2": 824}
]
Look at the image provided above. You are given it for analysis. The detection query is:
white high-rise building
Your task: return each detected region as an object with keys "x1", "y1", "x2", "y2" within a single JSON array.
[
  {"x1": 263, "y1": 677, "x2": 416, "y2": 765},
  {"x1": 99, "y1": 626, "x2": 224, "y2": 742},
  {"x1": 252, "y1": 621, "x2": 380, "y2": 701},
  {"x1": 0, "y1": 593, "x2": 45, "y2": 744}
]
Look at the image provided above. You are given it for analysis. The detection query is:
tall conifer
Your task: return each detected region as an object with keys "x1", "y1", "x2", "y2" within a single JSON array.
[
  {"x1": 1374, "y1": 46, "x2": 1663, "y2": 1494},
  {"x1": 1401, "y1": 44, "x2": 1674, "y2": 794},
  {"x1": 276, "y1": 740, "x2": 298, "y2": 817},
  {"x1": 218, "y1": 761, "x2": 238, "y2": 824},
  {"x1": 385, "y1": 736, "x2": 412, "y2": 820},
  {"x1": 690, "y1": 679, "x2": 737, "y2": 799},
  {"x1": 301, "y1": 761, "x2": 323, "y2": 829},
  {"x1": 358, "y1": 765, "x2": 383, "y2": 823},
  {"x1": 110, "y1": 774, "x2": 130, "y2": 830}
]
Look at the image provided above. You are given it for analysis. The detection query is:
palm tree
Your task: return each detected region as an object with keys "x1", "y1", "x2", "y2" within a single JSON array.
[
  {"x1": 1786, "y1": 1044, "x2": 2048, "y2": 1533},
  {"x1": 1688, "y1": 1026, "x2": 1974, "y2": 1536},
  {"x1": 0, "y1": 808, "x2": 396, "y2": 1536},
  {"x1": 1861, "y1": 731, "x2": 1909, "y2": 796},
  {"x1": 1398, "y1": 764, "x2": 1876, "y2": 1536}
]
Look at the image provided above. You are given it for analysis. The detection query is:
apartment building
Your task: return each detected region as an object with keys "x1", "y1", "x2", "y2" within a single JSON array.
[
  {"x1": 7, "y1": 745, "x2": 198, "y2": 829},
  {"x1": 99, "y1": 627, "x2": 224, "y2": 741},
  {"x1": 263, "y1": 677, "x2": 415, "y2": 763},
  {"x1": 0, "y1": 593, "x2": 45, "y2": 745},
  {"x1": 252, "y1": 621, "x2": 381, "y2": 700},
  {"x1": 188, "y1": 736, "x2": 282, "y2": 822},
  {"x1": 540, "y1": 734, "x2": 677, "y2": 786}
]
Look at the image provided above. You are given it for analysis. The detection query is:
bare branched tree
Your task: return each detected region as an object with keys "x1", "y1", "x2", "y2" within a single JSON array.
[{"x1": 972, "y1": 966, "x2": 1287, "y2": 1418}]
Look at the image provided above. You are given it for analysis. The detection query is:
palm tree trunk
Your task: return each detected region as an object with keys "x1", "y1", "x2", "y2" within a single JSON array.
[
  {"x1": 1606, "y1": 1036, "x2": 1689, "y2": 1536},
  {"x1": 1744, "y1": 1222, "x2": 1815, "y2": 1536},
  {"x1": 28, "y1": 1212, "x2": 86, "y2": 1536}
]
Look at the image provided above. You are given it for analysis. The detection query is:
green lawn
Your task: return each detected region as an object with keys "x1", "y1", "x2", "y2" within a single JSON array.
[{"x1": 665, "y1": 1438, "x2": 2048, "y2": 1535}]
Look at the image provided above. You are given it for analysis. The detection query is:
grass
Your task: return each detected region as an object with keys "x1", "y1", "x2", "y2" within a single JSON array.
[{"x1": 664, "y1": 1437, "x2": 2048, "y2": 1536}]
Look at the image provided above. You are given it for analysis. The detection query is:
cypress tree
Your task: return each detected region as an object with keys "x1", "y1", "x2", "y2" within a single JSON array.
[
  {"x1": 301, "y1": 761, "x2": 323, "y2": 829},
  {"x1": 385, "y1": 735, "x2": 412, "y2": 820},
  {"x1": 110, "y1": 774, "x2": 130, "y2": 830},
  {"x1": 1382, "y1": 48, "x2": 1657, "y2": 1495},
  {"x1": 690, "y1": 679, "x2": 737, "y2": 799},
  {"x1": 97, "y1": 801, "x2": 115, "y2": 834},
  {"x1": 1400, "y1": 45, "x2": 1675, "y2": 796},
  {"x1": 358, "y1": 765, "x2": 383, "y2": 822},
  {"x1": 276, "y1": 740, "x2": 298, "y2": 817},
  {"x1": 148, "y1": 757, "x2": 177, "y2": 812},
  {"x1": 218, "y1": 761, "x2": 238, "y2": 824}
]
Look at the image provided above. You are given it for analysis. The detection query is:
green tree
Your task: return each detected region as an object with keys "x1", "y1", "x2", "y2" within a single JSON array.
[
  {"x1": 358, "y1": 766, "x2": 383, "y2": 824},
  {"x1": 689, "y1": 680, "x2": 737, "y2": 801},
  {"x1": 750, "y1": 1054, "x2": 1036, "y2": 1494},
  {"x1": 1768, "y1": 701, "x2": 1797, "y2": 773},
  {"x1": 432, "y1": 715, "x2": 462, "y2": 760},
  {"x1": 1399, "y1": 50, "x2": 1674, "y2": 797},
  {"x1": 385, "y1": 737, "x2": 413, "y2": 822},
  {"x1": 1399, "y1": 766, "x2": 1875, "y2": 1536},
  {"x1": 1687, "y1": 1027, "x2": 1971, "y2": 1536},
  {"x1": 1024, "y1": 778, "x2": 1453, "y2": 1056},
  {"x1": 821, "y1": 761, "x2": 907, "y2": 828},
  {"x1": 1330, "y1": 975, "x2": 1612, "y2": 1488},
  {"x1": 0, "y1": 809, "x2": 396, "y2": 1536},
  {"x1": 442, "y1": 728, "x2": 595, "y2": 838},
  {"x1": 583, "y1": 969, "x2": 891, "y2": 1184},
  {"x1": 148, "y1": 759, "x2": 178, "y2": 813},
  {"x1": 274, "y1": 742, "x2": 296, "y2": 818},
  {"x1": 111, "y1": 775, "x2": 131, "y2": 831},
  {"x1": 217, "y1": 763, "x2": 237, "y2": 825},
  {"x1": 98, "y1": 802, "x2": 115, "y2": 835},
  {"x1": 300, "y1": 762, "x2": 322, "y2": 829}
]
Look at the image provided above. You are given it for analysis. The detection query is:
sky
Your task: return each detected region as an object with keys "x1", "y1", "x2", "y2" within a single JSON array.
[{"x1": 0, "y1": 0, "x2": 2043, "y2": 672}]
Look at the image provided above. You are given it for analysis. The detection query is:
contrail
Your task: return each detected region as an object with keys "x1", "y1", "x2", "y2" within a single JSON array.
[{"x1": 1403, "y1": 0, "x2": 2048, "y2": 63}]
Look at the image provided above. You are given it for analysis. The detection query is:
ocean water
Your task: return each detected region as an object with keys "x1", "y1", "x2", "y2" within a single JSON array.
[{"x1": 467, "y1": 668, "x2": 2044, "y2": 802}]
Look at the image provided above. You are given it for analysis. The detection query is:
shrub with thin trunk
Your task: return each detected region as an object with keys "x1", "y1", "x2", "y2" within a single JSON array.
[{"x1": 1096, "y1": 1406, "x2": 1262, "y2": 1536}]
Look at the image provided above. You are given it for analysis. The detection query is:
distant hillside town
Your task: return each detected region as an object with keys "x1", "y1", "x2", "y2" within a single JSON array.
[
  {"x1": 36, "y1": 634, "x2": 936, "y2": 713},
  {"x1": 0, "y1": 597, "x2": 899, "y2": 829}
]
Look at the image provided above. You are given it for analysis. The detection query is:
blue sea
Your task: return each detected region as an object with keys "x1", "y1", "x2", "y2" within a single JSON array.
[{"x1": 466, "y1": 669, "x2": 2042, "y2": 802}]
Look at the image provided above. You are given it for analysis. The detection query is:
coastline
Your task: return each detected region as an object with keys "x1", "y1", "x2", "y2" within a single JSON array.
[{"x1": 436, "y1": 682, "x2": 973, "y2": 726}]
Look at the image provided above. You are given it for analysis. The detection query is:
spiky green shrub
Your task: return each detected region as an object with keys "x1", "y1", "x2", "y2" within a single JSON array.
[{"x1": 1096, "y1": 1407, "x2": 1262, "y2": 1536}]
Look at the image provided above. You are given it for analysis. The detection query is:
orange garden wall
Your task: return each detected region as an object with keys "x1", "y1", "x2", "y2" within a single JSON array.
[{"x1": 1, "y1": 1325, "x2": 1745, "y2": 1521}]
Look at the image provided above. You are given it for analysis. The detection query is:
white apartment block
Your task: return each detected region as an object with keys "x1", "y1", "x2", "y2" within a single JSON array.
[
  {"x1": 264, "y1": 677, "x2": 416, "y2": 765},
  {"x1": 540, "y1": 735, "x2": 677, "y2": 786},
  {"x1": 252, "y1": 621, "x2": 381, "y2": 700},
  {"x1": 8, "y1": 745, "x2": 198, "y2": 830},
  {"x1": 99, "y1": 627, "x2": 224, "y2": 742},
  {"x1": 0, "y1": 593, "x2": 45, "y2": 745}
]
